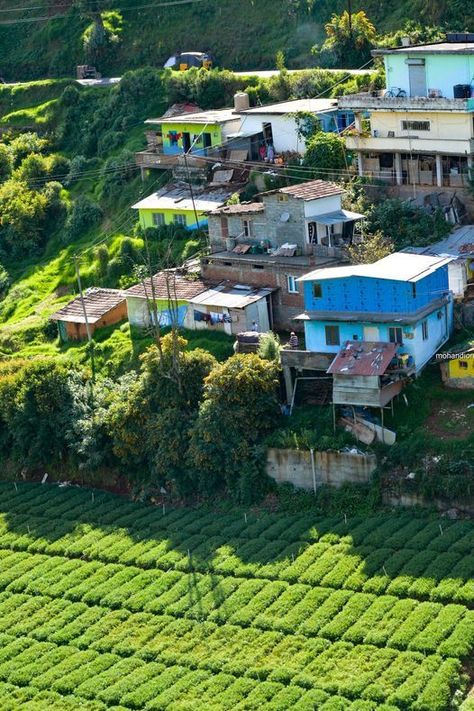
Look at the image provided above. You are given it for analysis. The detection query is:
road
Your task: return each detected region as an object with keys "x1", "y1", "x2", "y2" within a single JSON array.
[{"x1": 233, "y1": 68, "x2": 372, "y2": 78}]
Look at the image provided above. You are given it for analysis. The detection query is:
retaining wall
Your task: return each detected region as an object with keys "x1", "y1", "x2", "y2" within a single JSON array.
[{"x1": 266, "y1": 447, "x2": 377, "y2": 490}]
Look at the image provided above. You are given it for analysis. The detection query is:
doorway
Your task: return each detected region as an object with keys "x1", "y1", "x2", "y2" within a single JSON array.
[
  {"x1": 202, "y1": 132, "x2": 212, "y2": 152},
  {"x1": 182, "y1": 132, "x2": 191, "y2": 153},
  {"x1": 408, "y1": 63, "x2": 427, "y2": 97}
]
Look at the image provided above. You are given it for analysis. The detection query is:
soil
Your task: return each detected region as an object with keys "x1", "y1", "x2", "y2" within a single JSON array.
[{"x1": 424, "y1": 399, "x2": 474, "y2": 440}]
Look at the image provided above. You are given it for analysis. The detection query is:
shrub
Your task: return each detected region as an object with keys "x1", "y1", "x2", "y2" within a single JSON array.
[{"x1": 63, "y1": 195, "x2": 103, "y2": 243}]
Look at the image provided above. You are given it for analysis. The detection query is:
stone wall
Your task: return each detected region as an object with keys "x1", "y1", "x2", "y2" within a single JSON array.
[{"x1": 266, "y1": 447, "x2": 377, "y2": 490}]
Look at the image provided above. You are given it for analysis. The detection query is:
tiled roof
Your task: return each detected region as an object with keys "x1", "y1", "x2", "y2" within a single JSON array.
[
  {"x1": 125, "y1": 271, "x2": 208, "y2": 300},
  {"x1": 50, "y1": 288, "x2": 125, "y2": 324},
  {"x1": 210, "y1": 202, "x2": 264, "y2": 215},
  {"x1": 263, "y1": 180, "x2": 344, "y2": 201},
  {"x1": 327, "y1": 341, "x2": 398, "y2": 376}
]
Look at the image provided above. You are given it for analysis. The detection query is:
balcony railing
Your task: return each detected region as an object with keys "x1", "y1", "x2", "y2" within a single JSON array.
[{"x1": 339, "y1": 92, "x2": 473, "y2": 112}]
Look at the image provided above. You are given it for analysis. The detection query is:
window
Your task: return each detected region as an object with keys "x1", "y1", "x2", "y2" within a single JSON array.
[
  {"x1": 252, "y1": 264, "x2": 264, "y2": 270},
  {"x1": 459, "y1": 360, "x2": 468, "y2": 369},
  {"x1": 173, "y1": 214, "x2": 187, "y2": 227},
  {"x1": 242, "y1": 219, "x2": 251, "y2": 237},
  {"x1": 412, "y1": 283, "x2": 417, "y2": 299},
  {"x1": 422, "y1": 320, "x2": 429, "y2": 340},
  {"x1": 325, "y1": 325, "x2": 340, "y2": 346},
  {"x1": 287, "y1": 275, "x2": 298, "y2": 294},
  {"x1": 389, "y1": 327, "x2": 403, "y2": 345},
  {"x1": 277, "y1": 193, "x2": 289, "y2": 202},
  {"x1": 401, "y1": 120, "x2": 430, "y2": 132},
  {"x1": 312, "y1": 282, "x2": 322, "y2": 299},
  {"x1": 152, "y1": 213, "x2": 165, "y2": 227}
]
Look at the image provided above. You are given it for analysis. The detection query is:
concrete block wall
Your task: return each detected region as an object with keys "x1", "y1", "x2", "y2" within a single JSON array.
[
  {"x1": 267, "y1": 447, "x2": 377, "y2": 489},
  {"x1": 201, "y1": 259, "x2": 307, "y2": 331}
]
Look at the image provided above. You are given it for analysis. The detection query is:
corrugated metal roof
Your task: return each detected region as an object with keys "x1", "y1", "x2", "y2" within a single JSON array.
[
  {"x1": 50, "y1": 288, "x2": 125, "y2": 324},
  {"x1": 158, "y1": 108, "x2": 238, "y2": 125},
  {"x1": 402, "y1": 225, "x2": 474, "y2": 258},
  {"x1": 126, "y1": 271, "x2": 208, "y2": 300},
  {"x1": 132, "y1": 193, "x2": 228, "y2": 212},
  {"x1": 327, "y1": 341, "x2": 398, "y2": 376},
  {"x1": 189, "y1": 283, "x2": 274, "y2": 309},
  {"x1": 308, "y1": 209, "x2": 365, "y2": 226},
  {"x1": 262, "y1": 180, "x2": 344, "y2": 201},
  {"x1": 298, "y1": 252, "x2": 452, "y2": 283},
  {"x1": 239, "y1": 98, "x2": 338, "y2": 115}
]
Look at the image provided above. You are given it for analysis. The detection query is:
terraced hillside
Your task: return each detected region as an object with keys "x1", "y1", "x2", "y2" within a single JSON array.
[{"x1": 0, "y1": 483, "x2": 472, "y2": 709}]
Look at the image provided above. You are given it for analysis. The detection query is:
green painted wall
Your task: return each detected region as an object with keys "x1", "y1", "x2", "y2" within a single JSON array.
[
  {"x1": 138, "y1": 207, "x2": 206, "y2": 230},
  {"x1": 161, "y1": 121, "x2": 223, "y2": 155}
]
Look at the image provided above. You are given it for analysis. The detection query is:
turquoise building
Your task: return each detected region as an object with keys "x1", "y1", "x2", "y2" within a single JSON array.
[{"x1": 298, "y1": 253, "x2": 454, "y2": 373}]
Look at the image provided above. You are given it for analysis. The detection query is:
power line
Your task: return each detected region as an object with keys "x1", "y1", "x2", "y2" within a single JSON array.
[{"x1": 0, "y1": 0, "x2": 208, "y2": 24}]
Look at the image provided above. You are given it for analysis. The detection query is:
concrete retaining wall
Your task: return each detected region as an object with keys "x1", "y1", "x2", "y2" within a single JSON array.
[{"x1": 267, "y1": 447, "x2": 377, "y2": 490}]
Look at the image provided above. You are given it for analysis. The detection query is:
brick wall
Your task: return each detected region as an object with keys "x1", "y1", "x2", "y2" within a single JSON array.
[{"x1": 201, "y1": 258, "x2": 307, "y2": 331}]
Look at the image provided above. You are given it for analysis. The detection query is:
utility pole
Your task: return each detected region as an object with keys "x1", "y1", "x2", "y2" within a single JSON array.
[
  {"x1": 73, "y1": 254, "x2": 95, "y2": 383},
  {"x1": 182, "y1": 151, "x2": 201, "y2": 230}
]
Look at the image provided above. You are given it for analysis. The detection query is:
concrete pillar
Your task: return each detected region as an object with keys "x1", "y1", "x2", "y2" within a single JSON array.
[
  {"x1": 357, "y1": 152, "x2": 364, "y2": 177},
  {"x1": 435, "y1": 154, "x2": 443, "y2": 188},
  {"x1": 395, "y1": 152, "x2": 403, "y2": 186},
  {"x1": 468, "y1": 154, "x2": 473, "y2": 181},
  {"x1": 354, "y1": 112, "x2": 363, "y2": 132},
  {"x1": 283, "y1": 366, "x2": 293, "y2": 405}
]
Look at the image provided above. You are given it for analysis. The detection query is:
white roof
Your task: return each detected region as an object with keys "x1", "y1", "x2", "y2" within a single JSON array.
[
  {"x1": 155, "y1": 108, "x2": 238, "y2": 126},
  {"x1": 298, "y1": 252, "x2": 452, "y2": 283},
  {"x1": 189, "y1": 284, "x2": 272, "y2": 309},
  {"x1": 132, "y1": 193, "x2": 227, "y2": 212},
  {"x1": 239, "y1": 98, "x2": 338, "y2": 115}
]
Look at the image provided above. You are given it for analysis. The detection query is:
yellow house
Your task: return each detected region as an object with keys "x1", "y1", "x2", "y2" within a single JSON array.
[
  {"x1": 132, "y1": 186, "x2": 230, "y2": 231},
  {"x1": 440, "y1": 341, "x2": 474, "y2": 389}
]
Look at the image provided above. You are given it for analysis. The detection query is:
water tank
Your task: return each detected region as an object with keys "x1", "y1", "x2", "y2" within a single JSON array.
[
  {"x1": 234, "y1": 92, "x2": 250, "y2": 112},
  {"x1": 453, "y1": 84, "x2": 470, "y2": 98}
]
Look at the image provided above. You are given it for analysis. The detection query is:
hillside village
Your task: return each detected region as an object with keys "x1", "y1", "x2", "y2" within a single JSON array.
[
  {"x1": 0, "y1": 7, "x2": 474, "y2": 709},
  {"x1": 43, "y1": 33, "x2": 474, "y2": 494}
]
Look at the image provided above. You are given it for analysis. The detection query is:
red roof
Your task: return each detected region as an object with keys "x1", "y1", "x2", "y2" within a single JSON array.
[
  {"x1": 50, "y1": 288, "x2": 125, "y2": 324},
  {"x1": 125, "y1": 271, "x2": 208, "y2": 300},
  {"x1": 262, "y1": 179, "x2": 344, "y2": 201},
  {"x1": 327, "y1": 341, "x2": 398, "y2": 376}
]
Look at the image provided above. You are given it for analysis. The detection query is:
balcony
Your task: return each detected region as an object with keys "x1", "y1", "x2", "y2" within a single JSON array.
[
  {"x1": 280, "y1": 349, "x2": 335, "y2": 371},
  {"x1": 344, "y1": 133, "x2": 474, "y2": 157},
  {"x1": 135, "y1": 151, "x2": 178, "y2": 169},
  {"x1": 338, "y1": 93, "x2": 474, "y2": 113}
]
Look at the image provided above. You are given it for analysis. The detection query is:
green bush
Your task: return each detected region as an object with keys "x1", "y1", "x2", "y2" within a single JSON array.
[{"x1": 63, "y1": 195, "x2": 103, "y2": 244}]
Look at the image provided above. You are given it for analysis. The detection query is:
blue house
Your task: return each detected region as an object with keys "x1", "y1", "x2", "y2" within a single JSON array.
[{"x1": 297, "y1": 252, "x2": 454, "y2": 374}]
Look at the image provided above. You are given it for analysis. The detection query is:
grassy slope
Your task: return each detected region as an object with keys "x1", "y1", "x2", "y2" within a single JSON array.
[
  {"x1": 0, "y1": 483, "x2": 471, "y2": 709},
  {"x1": 0, "y1": 0, "x2": 473, "y2": 82}
]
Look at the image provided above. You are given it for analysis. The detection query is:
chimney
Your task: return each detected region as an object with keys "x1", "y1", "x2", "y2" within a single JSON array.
[
  {"x1": 401, "y1": 37, "x2": 411, "y2": 47},
  {"x1": 234, "y1": 92, "x2": 250, "y2": 112}
]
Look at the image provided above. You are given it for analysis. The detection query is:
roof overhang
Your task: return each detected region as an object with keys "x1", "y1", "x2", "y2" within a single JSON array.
[{"x1": 306, "y1": 209, "x2": 365, "y2": 226}]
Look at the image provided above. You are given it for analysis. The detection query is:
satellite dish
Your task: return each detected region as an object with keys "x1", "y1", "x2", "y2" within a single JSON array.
[{"x1": 280, "y1": 212, "x2": 290, "y2": 223}]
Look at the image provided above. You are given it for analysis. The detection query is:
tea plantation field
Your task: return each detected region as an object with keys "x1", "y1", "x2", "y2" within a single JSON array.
[{"x1": 0, "y1": 483, "x2": 472, "y2": 710}]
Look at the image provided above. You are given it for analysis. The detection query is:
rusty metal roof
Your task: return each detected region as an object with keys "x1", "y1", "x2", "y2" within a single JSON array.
[
  {"x1": 125, "y1": 271, "x2": 208, "y2": 301},
  {"x1": 263, "y1": 180, "x2": 344, "y2": 201},
  {"x1": 50, "y1": 288, "x2": 125, "y2": 324},
  {"x1": 327, "y1": 341, "x2": 398, "y2": 376}
]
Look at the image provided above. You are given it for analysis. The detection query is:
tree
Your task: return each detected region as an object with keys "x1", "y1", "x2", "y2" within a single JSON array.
[
  {"x1": 188, "y1": 354, "x2": 280, "y2": 502},
  {"x1": 303, "y1": 132, "x2": 347, "y2": 179},
  {"x1": 0, "y1": 145, "x2": 12, "y2": 183},
  {"x1": 0, "y1": 179, "x2": 48, "y2": 256},
  {"x1": 347, "y1": 230, "x2": 394, "y2": 264},
  {"x1": 367, "y1": 198, "x2": 451, "y2": 249},
  {"x1": 314, "y1": 11, "x2": 377, "y2": 68}
]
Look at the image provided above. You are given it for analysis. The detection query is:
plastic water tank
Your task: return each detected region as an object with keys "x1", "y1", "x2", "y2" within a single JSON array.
[{"x1": 453, "y1": 84, "x2": 470, "y2": 99}]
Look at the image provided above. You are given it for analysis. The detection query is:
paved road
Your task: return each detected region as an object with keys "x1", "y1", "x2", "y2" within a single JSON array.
[{"x1": 233, "y1": 68, "x2": 372, "y2": 77}]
